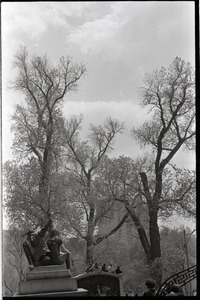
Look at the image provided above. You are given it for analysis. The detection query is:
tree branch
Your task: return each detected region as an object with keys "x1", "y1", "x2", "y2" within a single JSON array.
[{"x1": 94, "y1": 213, "x2": 129, "y2": 245}]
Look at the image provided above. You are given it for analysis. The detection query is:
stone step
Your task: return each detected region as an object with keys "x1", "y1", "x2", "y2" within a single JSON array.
[
  {"x1": 19, "y1": 277, "x2": 77, "y2": 295},
  {"x1": 14, "y1": 288, "x2": 88, "y2": 297},
  {"x1": 31, "y1": 264, "x2": 65, "y2": 272},
  {"x1": 26, "y1": 269, "x2": 70, "y2": 281}
]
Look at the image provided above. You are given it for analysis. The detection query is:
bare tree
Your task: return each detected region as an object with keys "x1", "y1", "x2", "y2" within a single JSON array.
[
  {"x1": 98, "y1": 155, "x2": 195, "y2": 286},
  {"x1": 58, "y1": 115, "x2": 125, "y2": 265},
  {"x1": 130, "y1": 57, "x2": 195, "y2": 284},
  {"x1": 93, "y1": 58, "x2": 195, "y2": 285},
  {"x1": 5, "y1": 47, "x2": 86, "y2": 225}
]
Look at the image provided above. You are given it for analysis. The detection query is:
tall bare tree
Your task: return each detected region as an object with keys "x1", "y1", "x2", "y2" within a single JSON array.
[
  {"x1": 130, "y1": 57, "x2": 195, "y2": 284},
  {"x1": 94, "y1": 57, "x2": 195, "y2": 285},
  {"x1": 98, "y1": 155, "x2": 195, "y2": 286},
  {"x1": 58, "y1": 115, "x2": 125, "y2": 265},
  {"x1": 6, "y1": 47, "x2": 86, "y2": 223}
]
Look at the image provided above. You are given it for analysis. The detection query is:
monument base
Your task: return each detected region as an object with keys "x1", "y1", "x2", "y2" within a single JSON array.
[
  {"x1": 20, "y1": 277, "x2": 77, "y2": 294},
  {"x1": 15, "y1": 265, "x2": 88, "y2": 297},
  {"x1": 14, "y1": 288, "x2": 88, "y2": 297}
]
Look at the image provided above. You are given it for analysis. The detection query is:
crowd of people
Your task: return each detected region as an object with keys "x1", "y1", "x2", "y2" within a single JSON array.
[
  {"x1": 125, "y1": 278, "x2": 185, "y2": 297},
  {"x1": 142, "y1": 278, "x2": 184, "y2": 297},
  {"x1": 86, "y1": 262, "x2": 123, "y2": 275}
]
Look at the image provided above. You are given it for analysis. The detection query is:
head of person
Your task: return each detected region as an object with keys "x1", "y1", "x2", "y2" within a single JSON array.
[
  {"x1": 159, "y1": 288, "x2": 168, "y2": 296},
  {"x1": 170, "y1": 284, "x2": 181, "y2": 295},
  {"x1": 49, "y1": 229, "x2": 60, "y2": 239},
  {"x1": 146, "y1": 278, "x2": 156, "y2": 290},
  {"x1": 25, "y1": 230, "x2": 39, "y2": 247}
]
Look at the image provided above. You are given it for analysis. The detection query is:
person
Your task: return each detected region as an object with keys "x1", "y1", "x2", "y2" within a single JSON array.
[
  {"x1": 102, "y1": 263, "x2": 107, "y2": 272},
  {"x1": 23, "y1": 218, "x2": 52, "y2": 270},
  {"x1": 96, "y1": 285, "x2": 101, "y2": 296},
  {"x1": 143, "y1": 278, "x2": 156, "y2": 296},
  {"x1": 98, "y1": 264, "x2": 102, "y2": 272},
  {"x1": 86, "y1": 263, "x2": 93, "y2": 273},
  {"x1": 193, "y1": 289, "x2": 197, "y2": 296},
  {"x1": 108, "y1": 264, "x2": 114, "y2": 273},
  {"x1": 166, "y1": 284, "x2": 184, "y2": 296},
  {"x1": 93, "y1": 262, "x2": 99, "y2": 272},
  {"x1": 47, "y1": 229, "x2": 72, "y2": 276},
  {"x1": 115, "y1": 266, "x2": 123, "y2": 274},
  {"x1": 85, "y1": 261, "x2": 97, "y2": 273},
  {"x1": 158, "y1": 288, "x2": 168, "y2": 296}
]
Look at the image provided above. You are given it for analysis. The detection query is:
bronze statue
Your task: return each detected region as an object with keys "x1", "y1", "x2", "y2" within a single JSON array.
[
  {"x1": 47, "y1": 229, "x2": 72, "y2": 276},
  {"x1": 23, "y1": 218, "x2": 52, "y2": 269}
]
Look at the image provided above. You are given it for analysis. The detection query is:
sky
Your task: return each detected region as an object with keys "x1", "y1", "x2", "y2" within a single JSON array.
[{"x1": 1, "y1": 1, "x2": 196, "y2": 228}]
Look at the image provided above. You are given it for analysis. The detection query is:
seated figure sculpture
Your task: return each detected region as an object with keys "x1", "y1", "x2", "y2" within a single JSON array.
[
  {"x1": 47, "y1": 229, "x2": 72, "y2": 276},
  {"x1": 23, "y1": 218, "x2": 52, "y2": 269}
]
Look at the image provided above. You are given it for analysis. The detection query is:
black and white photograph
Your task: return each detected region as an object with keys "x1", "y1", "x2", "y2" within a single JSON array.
[{"x1": 1, "y1": 1, "x2": 196, "y2": 297}]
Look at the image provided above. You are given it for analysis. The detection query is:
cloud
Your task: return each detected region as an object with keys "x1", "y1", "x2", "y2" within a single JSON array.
[
  {"x1": 65, "y1": 1, "x2": 194, "y2": 64},
  {"x1": 2, "y1": 2, "x2": 194, "y2": 66},
  {"x1": 66, "y1": 10, "x2": 126, "y2": 55},
  {"x1": 61, "y1": 1, "x2": 195, "y2": 105},
  {"x1": 2, "y1": 1, "x2": 195, "y2": 167},
  {"x1": 2, "y1": 2, "x2": 71, "y2": 44}
]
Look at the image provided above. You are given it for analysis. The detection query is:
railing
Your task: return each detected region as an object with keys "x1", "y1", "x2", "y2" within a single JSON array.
[{"x1": 156, "y1": 265, "x2": 197, "y2": 296}]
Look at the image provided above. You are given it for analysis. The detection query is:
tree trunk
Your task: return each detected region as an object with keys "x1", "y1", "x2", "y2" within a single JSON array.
[
  {"x1": 149, "y1": 257, "x2": 162, "y2": 286},
  {"x1": 125, "y1": 203, "x2": 152, "y2": 263},
  {"x1": 140, "y1": 171, "x2": 162, "y2": 285},
  {"x1": 86, "y1": 205, "x2": 95, "y2": 266},
  {"x1": 148, "y1": 167, "x2": 163, "y2": 285},
  {"x1": 149, "y1": 208, "x2": 162, "y2": 285},
  {"x1": 39, "y1": 161, "x2": 50, "y2": 212},
  {"x1": 39, "y1": 131, "x2": 52, "y2": 212},
  {"x1": 86, "y1": 239, "x2": 94, "y2": 267},
  {"x1": 149, "y1": 208, "x2": 161, "y2": 260}
]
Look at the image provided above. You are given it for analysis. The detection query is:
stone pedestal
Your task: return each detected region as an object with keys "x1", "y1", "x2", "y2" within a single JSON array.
[{"x1": 14, "y1": 265, "x2": 88, "y2": 297}]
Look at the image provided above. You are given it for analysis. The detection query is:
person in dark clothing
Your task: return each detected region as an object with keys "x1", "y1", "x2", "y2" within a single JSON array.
[
  {"x1": 143, "y1": 278, "x2": 156, "y2": 296},
  {"x1": 47, "y1": 229, "x2": 72, "y2": 276},
  {"x1": 115, "y1": 266, "x2": 123, "y2": 274},
  {"x1": 86, "y1": 264, "x2": 93, "y2": 273},
  {"x1": 102, "y1": 263, "x2": 107, "y2": 272},
  {"x1": 93, "y1": 262, "x2": 99, "y2": 271},
  {"x1": 23, "y1": 218, "x2": 52, "y2": 269},
  {"x1": 166, "y1": 284, "x2": 184, "y2": 296}
]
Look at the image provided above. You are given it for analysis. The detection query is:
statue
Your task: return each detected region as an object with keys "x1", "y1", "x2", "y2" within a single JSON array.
[
  {"x1": 47, "y1": 229, "x2": 72, "y2": 276},
  {"x1": 23, "y1": 218, "x2": 52, "y2": 269}
]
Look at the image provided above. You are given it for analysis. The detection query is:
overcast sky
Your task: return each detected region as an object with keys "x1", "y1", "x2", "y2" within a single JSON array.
[
  {"x1": 1, "y1": 2, "x2": 196, "y2": 230},
  {"x1": 2, "y1": 1, "x2": 195, "y2": 165}
]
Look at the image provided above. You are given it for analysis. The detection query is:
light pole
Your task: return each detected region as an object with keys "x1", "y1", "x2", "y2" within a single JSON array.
[{"x1": 183, "y1": 229, "x2": 196, "y2": 296}]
